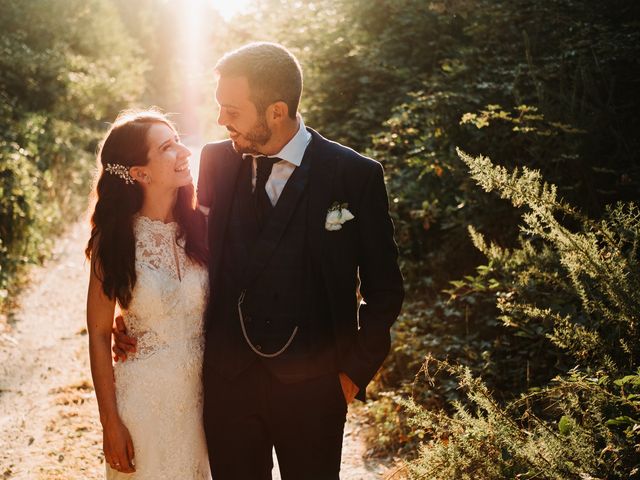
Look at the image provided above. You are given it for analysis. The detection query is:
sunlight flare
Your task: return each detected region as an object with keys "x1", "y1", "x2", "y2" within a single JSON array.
[{"x1": 209, "y1": 0, "x2": 252, "y2": 19}]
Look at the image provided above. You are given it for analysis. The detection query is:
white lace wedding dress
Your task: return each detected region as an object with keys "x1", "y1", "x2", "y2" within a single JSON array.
[{"x1": 106, "y1": 215, "x2": 211, "y2": 480}]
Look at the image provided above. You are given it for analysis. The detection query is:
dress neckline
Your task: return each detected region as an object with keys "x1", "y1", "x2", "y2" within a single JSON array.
[{"x1": 135, "y1": 214, "x2": 178, "y2": 230}]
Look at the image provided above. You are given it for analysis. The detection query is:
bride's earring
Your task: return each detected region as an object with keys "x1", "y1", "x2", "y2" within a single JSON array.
[
  {"x1": 129, "y1": 167, "x2": 150, "y2": 185},
  {"x1": 138, "y1": 172, "x2": 151, "y2": 184}
]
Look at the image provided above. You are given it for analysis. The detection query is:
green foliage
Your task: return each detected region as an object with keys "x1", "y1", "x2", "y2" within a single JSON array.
[
  {"x1": 0, "y1": 0, "x2": 145, "y2": 121},
  {"x1": 401, "y1": 360, "x2": 640, "y2": 479},
  {"x1": 458, "y1": 148, "x2": 640, "y2": 372},
  {"x1": 0, "y1": 0, "x2": 146, "y2": 312},
  {"x1": 401, "y1": 154, "x2": 640, "y2": 479},
  {"x1": 213, "y1": 0, "x2": 444, "y2": 148}
]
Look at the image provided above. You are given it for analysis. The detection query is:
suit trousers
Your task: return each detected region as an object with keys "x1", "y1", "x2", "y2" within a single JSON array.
[{"x1": 203, "y1": 360, "x2": 348, "y2": 479}]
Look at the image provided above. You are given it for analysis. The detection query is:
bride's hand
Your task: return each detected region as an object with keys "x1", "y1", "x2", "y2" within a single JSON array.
[
  {"x1": 112, "y1": 315, "x2": 137, "y2": 362},
  {"x1": 103, "y1": 416, "x2": 136, "y2": 473}
]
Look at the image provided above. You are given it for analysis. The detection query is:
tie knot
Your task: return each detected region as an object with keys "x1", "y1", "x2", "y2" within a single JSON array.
[{"x1": 256, "y1": 156, "x2": 279, "y2": 183}]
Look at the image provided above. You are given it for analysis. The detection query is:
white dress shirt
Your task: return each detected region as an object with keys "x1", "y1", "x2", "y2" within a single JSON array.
[{"x1": 249, "y1": 116, "x2": 312, "y2": 206}]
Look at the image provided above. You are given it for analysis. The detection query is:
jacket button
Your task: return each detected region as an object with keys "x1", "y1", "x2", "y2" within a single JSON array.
[
  {"x1": 265, "y1": 319, "x2": 272, "y2": 326},
  {"x1": 256, "y1": 344, "x2": 262, "y2": 351}
]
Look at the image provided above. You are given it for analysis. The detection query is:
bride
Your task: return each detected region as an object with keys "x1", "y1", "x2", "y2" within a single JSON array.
[{"x1": 85, "y1": 109, "x2": 211, "y2": 478}]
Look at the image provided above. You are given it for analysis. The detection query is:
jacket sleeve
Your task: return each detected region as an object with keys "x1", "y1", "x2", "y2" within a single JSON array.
[
  {"x1": 197, "y1": 144, "x2": 215, "y2": 210},
  {"x1": 341, "y1": 162, "x2": 404, "y2": 400}
]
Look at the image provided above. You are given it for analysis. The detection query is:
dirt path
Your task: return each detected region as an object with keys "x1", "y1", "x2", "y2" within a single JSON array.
[{"x1": 0, "y1": 221, "x2": 393, "y2": 479}]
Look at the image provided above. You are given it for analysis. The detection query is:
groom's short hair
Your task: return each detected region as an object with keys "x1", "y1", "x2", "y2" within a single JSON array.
[{"x1": 215, "y1": 42, "x2": 302, "y2": 119}]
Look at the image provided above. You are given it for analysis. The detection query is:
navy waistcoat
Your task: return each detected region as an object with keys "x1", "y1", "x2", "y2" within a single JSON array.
[{"x1": 206, "y1": 154, "x2": 335, "y2": 382}]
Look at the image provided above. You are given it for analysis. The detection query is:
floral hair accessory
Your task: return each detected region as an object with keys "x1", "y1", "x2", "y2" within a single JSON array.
[{"x1": 105, "y1": 163, "x2": 135, "y2": 185}]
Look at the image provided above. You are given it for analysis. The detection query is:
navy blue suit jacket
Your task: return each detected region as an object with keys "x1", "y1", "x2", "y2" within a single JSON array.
[{"x1": 197, "y1": 128, "x2": 404, "y2": 400}]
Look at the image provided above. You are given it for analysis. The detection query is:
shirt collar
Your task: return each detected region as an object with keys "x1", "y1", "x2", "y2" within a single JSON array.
[
  {"x1": 274, "y1": 116, "x2": 311, "y2": 167},
  {"x1": 245, "y1": 116, "x2": 312, "y2": 167}
]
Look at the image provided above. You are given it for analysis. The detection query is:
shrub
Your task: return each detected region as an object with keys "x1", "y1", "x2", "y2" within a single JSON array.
[
  {"x1": 0, "y1": 0, "x2": 146, "y2": 313},
  {"x1": 400, "y1": 151, "x2": 640, "y2": 479}
]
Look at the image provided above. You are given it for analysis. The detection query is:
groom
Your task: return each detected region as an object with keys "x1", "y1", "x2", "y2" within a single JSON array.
[{"x1": 119, "y1": 42, "x2": 403, "y2": 479}]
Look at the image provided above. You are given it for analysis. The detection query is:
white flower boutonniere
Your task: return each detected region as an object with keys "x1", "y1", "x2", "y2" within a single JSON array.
[{"x1": 325, "y1": 202, "x2": 355, "y2": 231}]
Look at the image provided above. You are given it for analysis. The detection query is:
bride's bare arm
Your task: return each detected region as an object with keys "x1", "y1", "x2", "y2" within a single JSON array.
[
  {"x1": 87, "y1": 258, "x2": 117, "y2": 423},
  {"x1": 86, "y1": 257, "x2": 135, "y2": 473}
]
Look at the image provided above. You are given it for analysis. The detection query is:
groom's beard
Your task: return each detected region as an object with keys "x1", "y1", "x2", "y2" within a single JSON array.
[{"x1": 229, "y1": 116, "x2": 272, "y2": 155}]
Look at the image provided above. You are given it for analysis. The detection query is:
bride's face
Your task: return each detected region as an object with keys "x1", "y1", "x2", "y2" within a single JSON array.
[
  {"x1": 215, "y1": 75, "x2": 272, "y2": 155},
  {"x1": 132, "y1": 123, "x2": 192, "y2": 189}
]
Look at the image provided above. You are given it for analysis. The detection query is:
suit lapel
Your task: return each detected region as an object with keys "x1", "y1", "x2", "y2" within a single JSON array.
[{"x1": 307, "y1": 130, "x2": 337, "y2": 268}]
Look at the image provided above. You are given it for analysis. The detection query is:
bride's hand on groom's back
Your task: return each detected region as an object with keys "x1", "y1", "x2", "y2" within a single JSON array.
[{"x1": 112, "y1": 315, "x2": 136, "y2": 362}]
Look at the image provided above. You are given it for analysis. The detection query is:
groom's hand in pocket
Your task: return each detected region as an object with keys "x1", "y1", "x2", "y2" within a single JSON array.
[
  {"x1": 338, "y1": 372, "x2": 359, "y2": 404},
  {"x1": 112, "y1": 315, "x2": 136, "y2": 362}
]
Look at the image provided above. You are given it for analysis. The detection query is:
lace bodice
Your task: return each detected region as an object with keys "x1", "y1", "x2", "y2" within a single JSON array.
[
  {"x1": 121, "y1": 215, "x2": 209, "y2": 360},
  {"x1": 136, "y1": 216, "x2": 186, "y2": 281}
]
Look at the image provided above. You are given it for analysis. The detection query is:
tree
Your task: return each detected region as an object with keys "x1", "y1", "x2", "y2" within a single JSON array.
[{"x1": 0, "y1": 0, "x2": 146, "y2": 310}]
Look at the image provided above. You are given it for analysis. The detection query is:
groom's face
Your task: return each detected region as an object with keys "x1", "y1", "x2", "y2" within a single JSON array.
[{"x1": 215, "y1": 75, "x2": 272, "y2": 155}]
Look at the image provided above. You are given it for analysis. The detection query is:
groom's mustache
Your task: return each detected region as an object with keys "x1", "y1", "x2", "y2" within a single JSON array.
[{"x1": 227, "y1": 127, "x2": 239, "y2": 134}]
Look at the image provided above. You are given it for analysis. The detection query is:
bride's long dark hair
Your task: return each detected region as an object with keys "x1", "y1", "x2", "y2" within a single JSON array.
[{"x1": 85, "y1": 109, "x2": 208, "y2": 308}]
